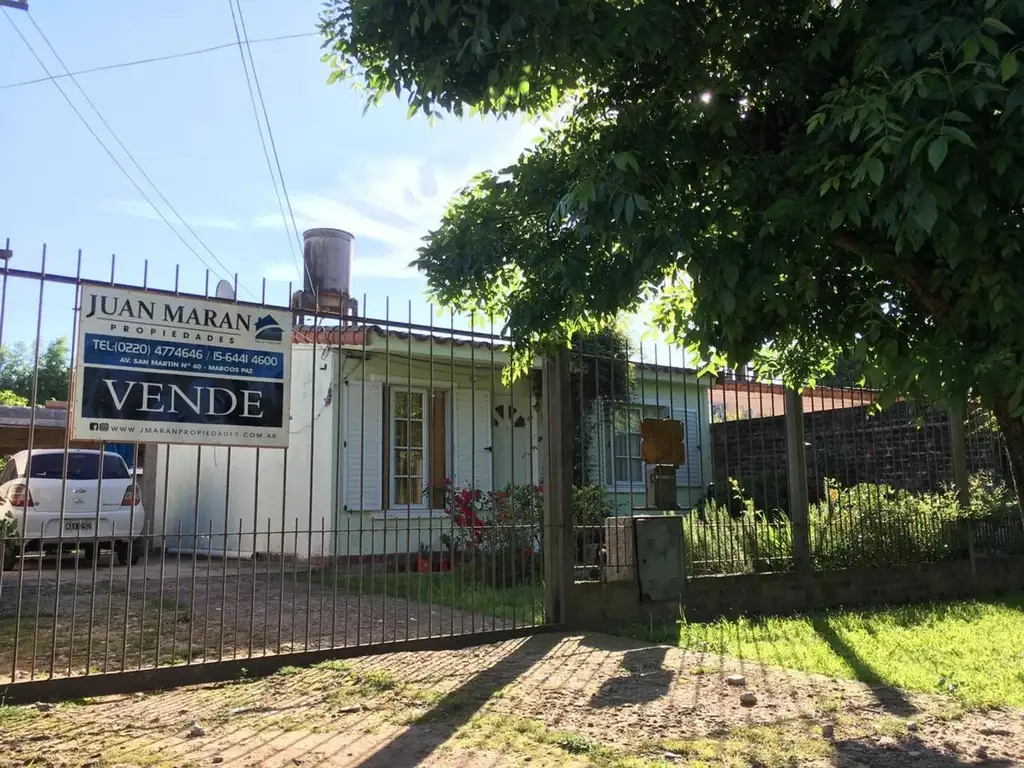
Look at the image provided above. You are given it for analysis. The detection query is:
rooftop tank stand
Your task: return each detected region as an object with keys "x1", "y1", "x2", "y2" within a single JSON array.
[{"x1": 292, "y1": 228, "x2": 358, "y2": 324}]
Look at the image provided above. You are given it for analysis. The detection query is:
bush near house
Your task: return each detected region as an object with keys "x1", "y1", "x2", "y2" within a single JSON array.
[
  {"x1": 686, "y1": 473, "x2": 1024, "y2": 575},
  {"x1": 439, "y1": 481, "x2": 616, "y2": 583},
  {"x1": 438, "y1": 480, "x2": 544, "y2": 586}
]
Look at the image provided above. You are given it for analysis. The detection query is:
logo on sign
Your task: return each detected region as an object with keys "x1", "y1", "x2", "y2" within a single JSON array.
[{"x1": 254, "y1": 315, "x2": 284, "y2": 343}]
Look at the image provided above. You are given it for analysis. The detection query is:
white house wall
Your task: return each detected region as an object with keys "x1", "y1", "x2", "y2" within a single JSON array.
[
  {"x1": 338, "y1": 355, "x2": 539, "y2": 560},
  {"x1": 153, "y1": 345, "x2": 339, "y2": 560}
]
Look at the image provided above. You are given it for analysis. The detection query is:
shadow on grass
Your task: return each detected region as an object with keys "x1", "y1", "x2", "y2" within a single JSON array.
[
  {"x1": 354, "y1": 632, "x2": 561, "y2": 767},
  {"x1": 834, "y1": 738, "x2": 1015, "y2": 767},
  {"x1": 810, "y1": 616, "x2": 917, "y2": 717}
]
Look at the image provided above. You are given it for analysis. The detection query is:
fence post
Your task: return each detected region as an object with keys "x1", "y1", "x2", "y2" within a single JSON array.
[
  {"x1": 949, "y1": 401, "x2": 976, "y2": 580},
  {"x1": 785, "y1": 388, "x2": 812, "y2": 575},
  {"x1": 543, "y1": 347, "x2": 575, "y2": 624}
]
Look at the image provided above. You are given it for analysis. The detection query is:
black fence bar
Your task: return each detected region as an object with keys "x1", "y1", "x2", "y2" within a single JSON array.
[
  {"x1": 565, "y1": 344, "x2": 1023, "y2": 581},
  {"x1": 0, "y1": 239, "x2": 552, "y2": 698}
]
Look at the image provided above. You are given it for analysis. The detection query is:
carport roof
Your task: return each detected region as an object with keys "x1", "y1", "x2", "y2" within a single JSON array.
[{"x1": 0, "y1": 404, "x2": 68, "y2": 429}]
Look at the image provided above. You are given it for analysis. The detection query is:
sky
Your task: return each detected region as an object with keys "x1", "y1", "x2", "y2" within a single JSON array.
[{"x1": 0, "y1": 0, "x2": 671, "y2": 361}]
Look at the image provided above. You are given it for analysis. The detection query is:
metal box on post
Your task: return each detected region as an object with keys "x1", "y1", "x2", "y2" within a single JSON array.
[{"x1": 633, "y1": 515, "x2": 685, "y2": 603}]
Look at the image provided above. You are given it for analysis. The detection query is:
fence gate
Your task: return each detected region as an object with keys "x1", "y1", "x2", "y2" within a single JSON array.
[{"x1": 0, "y1": 241, "x2": 553, "y2": 702}]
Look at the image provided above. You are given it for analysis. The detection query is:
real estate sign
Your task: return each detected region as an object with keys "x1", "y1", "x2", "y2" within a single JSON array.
[{"x1": 72, "y1": 286, "x2": 291, "y2": 447}]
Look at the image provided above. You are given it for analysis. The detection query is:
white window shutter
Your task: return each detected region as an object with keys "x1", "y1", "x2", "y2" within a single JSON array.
[
  {"x1": 344, "y1": 381, "x2": 383, "y2": 511},
  {"x1": 454, "y1": 389, "x2": 493, "y2": 490},
  {"x1": 673, "y1": 408, "x2": 703, "y2": 488}
]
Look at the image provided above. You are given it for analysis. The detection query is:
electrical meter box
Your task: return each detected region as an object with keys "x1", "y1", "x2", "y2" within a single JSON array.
[{"x1": 633, "y1": 515, "x2": 685, "y2": 603}]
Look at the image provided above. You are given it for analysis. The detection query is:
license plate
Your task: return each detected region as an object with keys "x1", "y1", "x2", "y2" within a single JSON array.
[{"x1": 65, "y1": 521, "x2": 93, "y2": 532}]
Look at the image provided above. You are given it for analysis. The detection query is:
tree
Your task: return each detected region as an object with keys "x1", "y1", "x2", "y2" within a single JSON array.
[
  {"x1": 819, "y1": 357, "x2": 864, "y2": 389},
  {"x1": 0, "y1": 390, "x2": 28, "y2": 406},
  {"x1": 570, "y1": 328, "x2": 633, "y2": 486},
  {"x1": 320, "y1": 1, "x2": 1024, "y2": 516},
  {"x1": 0, "y1": 338, "x2": 70, "y2": 403}
]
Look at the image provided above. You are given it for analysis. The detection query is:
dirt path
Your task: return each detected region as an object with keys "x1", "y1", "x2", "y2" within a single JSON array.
[
  {"x1": 2, "y1": 632, "x2": 1021, "y2": 767},
  {"x1": 0, "y1": 559, "x2": 525, "y2": 682}
]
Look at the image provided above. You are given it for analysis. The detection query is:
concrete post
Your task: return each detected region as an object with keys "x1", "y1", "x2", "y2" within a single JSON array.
[
  {"x1": 785, "y1": 388, "x2": 811, "y2": 574},
  {"x1": 542, "y1": 347, "x2": 574, "y2": 625}
]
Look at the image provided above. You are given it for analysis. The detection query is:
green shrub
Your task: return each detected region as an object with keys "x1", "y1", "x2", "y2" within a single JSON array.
[
  {"x1": 572, "y1": 484, "x2": 614, "y2": 528},
  {"x1": 683, "y1": 473, "x2": 1023, "y2": 575},
  {"x1": 683, "y1": 500, "x2": 793, "y2": 575}
]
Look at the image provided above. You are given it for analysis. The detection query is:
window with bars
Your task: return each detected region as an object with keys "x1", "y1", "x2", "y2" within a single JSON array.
[
  {"x1": 604, "y1": 403, "x2": 668, "y2": 485},
  {"x1": 389, "y1": 388, "x2": 448, "y2": 508}
]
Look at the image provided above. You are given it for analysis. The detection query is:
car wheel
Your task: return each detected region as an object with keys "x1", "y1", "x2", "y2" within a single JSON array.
[
  {"x1": 115, "y1": 540, "x2": 142, "y2": 566},
  {"x1": 1, "y1": 542, "x2": 15, "y2": 572}
]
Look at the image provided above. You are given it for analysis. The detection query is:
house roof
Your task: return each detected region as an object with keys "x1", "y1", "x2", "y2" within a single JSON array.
[
  {"x1": 710, "y1": 378, "x2": 879, "y2": 402},
  {"x1": 291, "y1": 324, "x2": 507, "y2": 353}
]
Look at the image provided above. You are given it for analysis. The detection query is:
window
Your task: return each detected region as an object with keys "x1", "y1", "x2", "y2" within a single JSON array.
[
  {"x1": 604, "y1": 404, "x2": 667, "y2": 485},
  {"x1": 389, "y1": 388, "x2": 448, "y2": 509},
  {"x1": 26, "y1": 452, "x2": 129, "y2": 480}
]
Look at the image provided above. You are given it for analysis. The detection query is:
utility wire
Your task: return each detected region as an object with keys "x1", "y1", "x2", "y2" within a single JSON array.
[
  {"x1": 0, "y1": 32, "x2": 318, "y2": 90},
  {"x1": 4, "y1": 9, "x2": 248, "y2": 293},
  {"x1": 229, "y1": 0, "x2": 308, "y2": 289},
  {"x1": 226, "y1": 0, "x2": 303, "y2": 285},
  {"x1": 23, "y1": 11, "x2": 253, "y2": 297}
]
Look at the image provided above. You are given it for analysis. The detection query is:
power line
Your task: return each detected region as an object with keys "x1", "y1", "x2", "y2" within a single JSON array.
[
  {"x1": 229, "y1": 0, "x2": 308, "y2": 288},
  {"x1": 3, "y1": 9, "x2": 247, "y2": 293},
  {"x1": 14, "y1": 11, "x2": 256, "y2": 299},
  {"x1": 1, "y1": 32, "x2": 318, "y2": 90},
  {"x1": 226, "y1": 0, "x2": 303, "y2": 284}
]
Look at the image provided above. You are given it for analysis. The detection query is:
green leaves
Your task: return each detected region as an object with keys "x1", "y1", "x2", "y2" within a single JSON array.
[
  {"x1": 867, "y1": 157, "x2": 885, "y2": 185},
  {"x1": 612, "y1": 151, "x2": 640, "y2": 173},
  {"x1": 927, "y1": 136, "x2": 948, "y2": 170},
  {"x1": 1002, "y1": 52, "x2": 1019, "y2": 81},
  {"x1": 323, "y1": 0, "x2": 1024, "y2": 427},
  {"x1": 983, "y1": 16, "x2": 1015, "y2": 35},
  {"x1": 913, "y1": 192, "x2": 938, "y2": 233},
  {"x1": 963, "y1": 36, "x2": 980, "y2": 62}
]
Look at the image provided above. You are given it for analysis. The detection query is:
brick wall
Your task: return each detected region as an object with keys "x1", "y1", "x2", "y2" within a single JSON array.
[
  {"x1": 710, "y1": 401, "x2": 1007, "y2": 498},
  {"x1": 570, "y1": 556, "x2": 1024, "y2": 628}
]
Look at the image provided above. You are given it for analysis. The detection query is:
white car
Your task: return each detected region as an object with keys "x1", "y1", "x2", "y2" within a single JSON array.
[{"x1": 0, "y1": 449, "x2": 145, "y2": 570}]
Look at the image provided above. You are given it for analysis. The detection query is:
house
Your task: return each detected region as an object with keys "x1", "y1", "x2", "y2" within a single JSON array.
[
  {"x1": 151, "y1": 323, "x2": 540, "y2": 563},
  {"x1": 150, "y1": 326, "x2": 714, "y2": 562},
  {"x1": 583, "y1": 364, "x2": 713, "y2": 515}
]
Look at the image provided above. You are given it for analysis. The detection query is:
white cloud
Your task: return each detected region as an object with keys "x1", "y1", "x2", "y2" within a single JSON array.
[
  {"x1": 106, "y1": 200, "x2": 241, "y2": 230},
  {"x1": 252, "y1": 116, "x2": 549, "y2": 285}
]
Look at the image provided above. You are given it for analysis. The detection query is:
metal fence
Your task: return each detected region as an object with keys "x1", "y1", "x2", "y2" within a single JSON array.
[
  {"x1": 3, "y1": 237, "x2": 1024, "y2": 699},
  {"x1": 0, "y1": 240, "x2": 550, "y2": 697},
  {"x1": 565, "y1": 345, "x2": 1024, "y2": 581}
]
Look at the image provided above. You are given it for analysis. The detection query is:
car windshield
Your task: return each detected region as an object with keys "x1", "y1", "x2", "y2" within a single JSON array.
[{"x1": 26, "y1": 453, "x2": 129, "y2": 480}]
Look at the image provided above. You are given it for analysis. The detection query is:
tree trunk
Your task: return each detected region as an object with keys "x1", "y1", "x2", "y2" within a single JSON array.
[{"x1": 991, "y1": 396, "x2": 1024, "y2": 529}]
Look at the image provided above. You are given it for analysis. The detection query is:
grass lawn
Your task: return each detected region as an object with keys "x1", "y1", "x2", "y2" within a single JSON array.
[
  {"x1": 618, "y1": 594, "x2": 1024, "y2": 709},
  {"x1": 330, "y1": 568, "x2": 546, "y2": 626}
]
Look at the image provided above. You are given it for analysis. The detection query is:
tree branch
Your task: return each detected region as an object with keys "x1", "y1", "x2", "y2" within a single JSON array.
[{"x1": 832, "y1": 234, "x2": 952, "y2": 319}]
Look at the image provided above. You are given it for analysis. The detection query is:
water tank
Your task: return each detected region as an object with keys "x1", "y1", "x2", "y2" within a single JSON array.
[{"x1": 302, "y1": 228, "x2": 353, "y2": 298}]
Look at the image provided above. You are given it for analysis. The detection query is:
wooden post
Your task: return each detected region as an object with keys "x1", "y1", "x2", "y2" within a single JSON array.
[
  {"x1": 542, "y1": 347, "x2": 575, "y2": 625},
  {"x1": 785, "y1": 388, "x2": 811, "y2": 574},
  {"x1": 949, "y1": 401, "x2": 976, "y2": 580}
]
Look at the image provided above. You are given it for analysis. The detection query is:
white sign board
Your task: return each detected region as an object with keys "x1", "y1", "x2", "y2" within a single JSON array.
[{"x1": 73, "y1": 286, "x2": 291, "y2": 448}]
